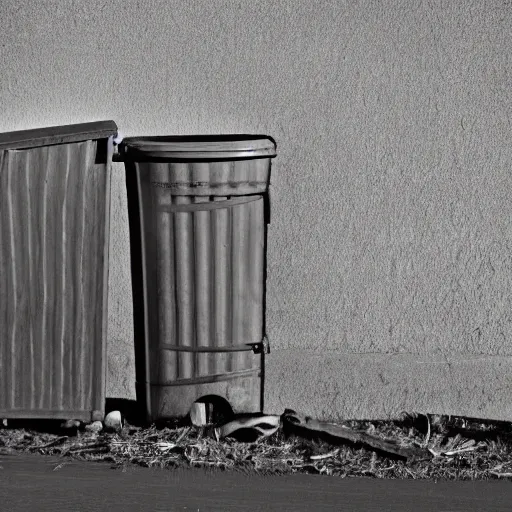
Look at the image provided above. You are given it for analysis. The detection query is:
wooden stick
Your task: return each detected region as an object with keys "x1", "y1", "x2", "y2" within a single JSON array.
[
  {"x1": 283, "y1": 411, "x2": 431, "y2": 463},
  {"x1": 29, "y1": 436, "x2": 68, "y2": 451},
  {"x1": 68, "y1": 446, "x2": 110, "y2": 455},
  {"x1": 62, "y1": 442, "x2": 110, "y2": 456}
]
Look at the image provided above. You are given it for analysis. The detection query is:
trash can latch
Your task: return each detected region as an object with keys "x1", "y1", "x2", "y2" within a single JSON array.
[
  {"x1": 250, "y1": 336, "x2": 270, "y2": 355},
  {"x1": 111, "y1": 132, "x2": 124, "y2": 162}
]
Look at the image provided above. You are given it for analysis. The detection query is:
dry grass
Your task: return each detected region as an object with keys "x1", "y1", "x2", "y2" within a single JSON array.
[{"x1": 2, "y1": 413, "x2": 512, "y2": 480}]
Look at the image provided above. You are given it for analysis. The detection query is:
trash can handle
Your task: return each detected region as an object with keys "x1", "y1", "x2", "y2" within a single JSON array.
[{"x1": 160, "y1": 336, "x2": 269, "y2": 355}]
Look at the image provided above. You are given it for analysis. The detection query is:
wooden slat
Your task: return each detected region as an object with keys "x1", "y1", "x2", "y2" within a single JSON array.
[
  {"x1": 0, "y1": 138, "x2": 111, "y2": 419},
  {"x1": 0, "y1": 121, "x2": 118, "y2": 150}
]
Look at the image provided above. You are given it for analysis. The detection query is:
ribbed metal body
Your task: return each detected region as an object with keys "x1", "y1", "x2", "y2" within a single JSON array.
[
  {"x1": 132, "y1": 157, "x2": 272, "y2": 420},
  {"x1": 0, "y1": 133, "x2": 113, "y2": 421}
]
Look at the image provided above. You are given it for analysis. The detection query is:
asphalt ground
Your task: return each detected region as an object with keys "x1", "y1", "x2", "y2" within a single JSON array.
[{"x1": 2, "y1": 452, "x2": 512, "y2": 511}]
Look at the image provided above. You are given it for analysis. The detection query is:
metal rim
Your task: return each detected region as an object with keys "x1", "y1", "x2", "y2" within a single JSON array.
[{"x1": 120, "y1": 134, "x2": 277, "y2": 161}]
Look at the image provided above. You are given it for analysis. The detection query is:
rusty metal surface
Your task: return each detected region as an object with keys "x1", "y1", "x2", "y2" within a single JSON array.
[
  {"x1": 0, "y1": 134, "x2": 114, "y2": 421},
  {"x1": 132, "y1": 156, "x2": 272, "y2": 419}
]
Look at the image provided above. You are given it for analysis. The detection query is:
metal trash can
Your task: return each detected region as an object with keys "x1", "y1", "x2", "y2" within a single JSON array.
[
  {"x1": 119, "y1": 135, "x2": 277, "y2": 421},
  {"x1": 0, "y1": 121, "x2": 117, "y2": 422}
]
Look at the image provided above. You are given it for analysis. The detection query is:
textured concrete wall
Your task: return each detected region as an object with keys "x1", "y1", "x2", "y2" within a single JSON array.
[{"x1": 1, "y1": 0, "x2": 512, "y2": 420}]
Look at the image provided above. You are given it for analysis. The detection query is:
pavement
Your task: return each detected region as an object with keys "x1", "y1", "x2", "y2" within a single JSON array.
[{"x1": 2, "y1": 452, "x2": 512, "y2": 511}]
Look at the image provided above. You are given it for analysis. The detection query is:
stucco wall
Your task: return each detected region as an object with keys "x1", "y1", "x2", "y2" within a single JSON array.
[{"x1": 1, "y1": 0, "x2": 512, "y2": 420}]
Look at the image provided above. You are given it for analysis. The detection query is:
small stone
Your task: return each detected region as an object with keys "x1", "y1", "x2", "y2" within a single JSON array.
[
  {"x1": 85, "y1": 421, "x2": 103, "y2": 433},
  {"x1": 104, "y1": 411, "x2": 123, "y2": 431},
  {"x1": 60, "y1": 419, "x2": 81, "y2": 430},
  {"x1": 91, "y1": 410, "x2": 104, "y2": 422}
]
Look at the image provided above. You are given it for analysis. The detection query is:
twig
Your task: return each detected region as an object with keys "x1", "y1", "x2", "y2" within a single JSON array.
[
  {"x1": 175, "y1": 427, "x2": 191, "y2": 444},
  {"x1": 442, "y1": 445, "x2": 480, "y2": 456},
  {"x1": 190, "y1": 460, "x2": 230, "y2": 467},
  {"x1": 62, "y1": 442, "x2": 110, "y2": 456},
  {"x1": 430, "y1": 440, "x2": 483, "y2": 458},
  {"x1": 156, "y1": 442, "x2": 176, "y2": 452},
  {"x1": 67, "y1": 442, "x2": 109, "y2": 453},
  {"x1": 110, "y1": 441, "x2": 157, "y2": 446},
  {"x1": 370, "y1": 451, "x2": 377, "y2": 472},
  {"x1": 424, "y1": 414, "x2": 431, "y2": 448},
  {"x1": 29, "y1": 436, "x2": 68, "y2": 451},
  {"x1": 428, "y1": 447, "x2": 440, "y2": 457},
  {"x1": 70, "y1": 446, "x2": 110, "y2": 455},
  {"x1": 404, "y1": 466, "x2": 416, "y2": 478},
  {"x1": 310, "y1": 449, "x2": 340, "y2": 461},
  {"x1": 490, "y1": 471, "x2": 512, "y2": 478}
]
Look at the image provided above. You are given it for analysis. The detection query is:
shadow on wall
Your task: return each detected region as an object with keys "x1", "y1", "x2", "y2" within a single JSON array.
[
  {"x1": 104, "y1": 163, "x2": 147, "y2": 425},
  {"x1": 105, "y1": 398, "x2": 141, "y2": 426},
  {"x1": 123, "y1": 163, "x2": 148, "y2": 421}
]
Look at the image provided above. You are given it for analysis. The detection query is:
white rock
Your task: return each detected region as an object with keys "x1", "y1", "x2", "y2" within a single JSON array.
[
  {"x1": 85, "y1": 421, "x2": 103, "y2": 433},
  {"x1": 190, "y1": 402, "x2": 207, "y2": 427},
  {"x1": 61, "y1": 419, "x2": 81, "y2": 430},
  {"x1": 104, "y1": 410, "x2": 123, "y2": 431}
]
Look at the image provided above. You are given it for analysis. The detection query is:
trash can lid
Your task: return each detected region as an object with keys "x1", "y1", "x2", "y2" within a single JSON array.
[{"x1": 119, "y1": 134, "x2": 276, "y2": 161}]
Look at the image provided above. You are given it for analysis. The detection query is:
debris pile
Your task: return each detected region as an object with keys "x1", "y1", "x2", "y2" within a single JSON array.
[{"x1": 2, "y1": 411, "x2": 512, "y2": 479}]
